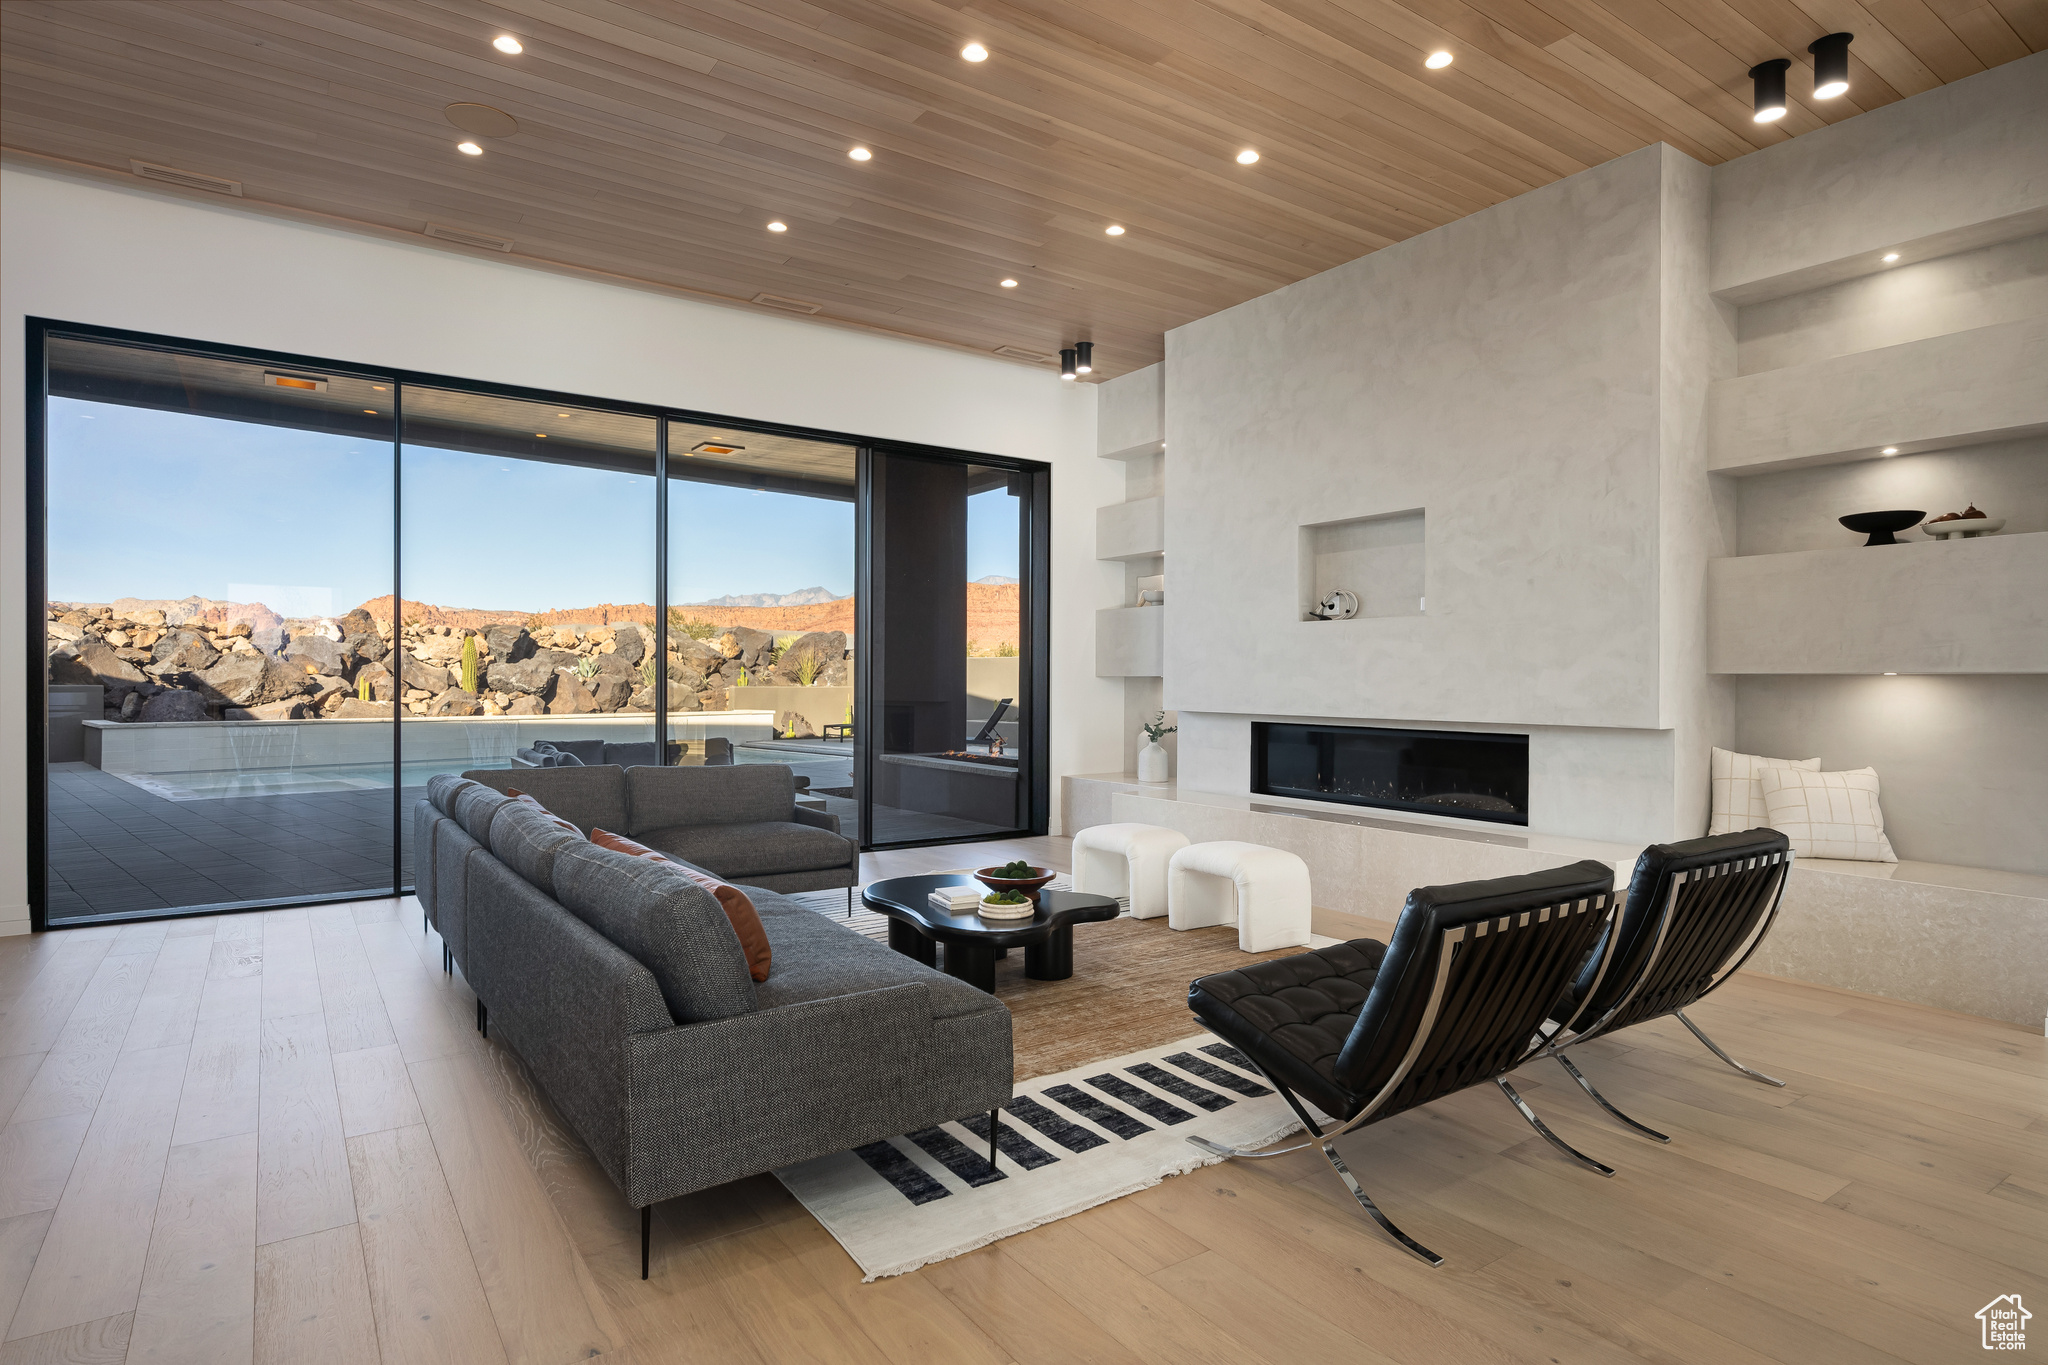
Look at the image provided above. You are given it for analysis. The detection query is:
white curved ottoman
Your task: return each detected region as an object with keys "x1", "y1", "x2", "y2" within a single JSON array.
[
  {"x1": 1071, "y1": 823, "x2": 1190, "y2": 919},
  {"x1": 1167, "y1": 841, "x2": 1312, "y2": 952}
]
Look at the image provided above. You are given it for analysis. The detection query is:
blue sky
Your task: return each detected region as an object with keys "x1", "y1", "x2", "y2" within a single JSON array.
[{"x1": 48, "y1": 399, "x2": 1016, "y2": 611}]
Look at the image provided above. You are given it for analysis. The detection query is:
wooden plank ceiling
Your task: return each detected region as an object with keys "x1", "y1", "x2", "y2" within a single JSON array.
[{"x1": 3, "y1": 0, "x2": 2042, "y2": 379}]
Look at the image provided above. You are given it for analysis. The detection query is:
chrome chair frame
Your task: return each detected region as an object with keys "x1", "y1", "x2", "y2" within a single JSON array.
[
  {"x1": 1187, "y1": 889, "x2": 1618, "y2": 1267},
  {"x1": 1545, "y1": 847, "x2": 1794, "y2": 1143}
]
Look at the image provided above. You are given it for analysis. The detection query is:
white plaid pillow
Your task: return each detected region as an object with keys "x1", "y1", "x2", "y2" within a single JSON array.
[
  {"x1": 1709, "y1": 746, "x2": 1820, "y2": 835},
  {"x1": 1758, "y1": 766, "x2": 1898, "y2": 863}
]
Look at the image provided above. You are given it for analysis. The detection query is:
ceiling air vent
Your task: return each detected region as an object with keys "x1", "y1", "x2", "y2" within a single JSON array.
[
  {"x1": 424, "y1": 223, "x2": 514, "y2": 252},
  {"x1": 994, "y1": 346, "x2": 1056, "y2": 364},
  {"x1": 129, "y1": 160, "x2": 243, "y2": 196},
  {"x1": 751, "y1": 292, "x2": 822, "y2": 314}
]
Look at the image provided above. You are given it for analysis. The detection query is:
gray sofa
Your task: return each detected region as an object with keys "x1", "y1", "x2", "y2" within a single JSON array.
[
  {"x1": 412, "y1": 772, "x2": 1012, "y2": 1277},
  {"x1": 460, "y1": 762, "x2": 854, "y2": 895}
]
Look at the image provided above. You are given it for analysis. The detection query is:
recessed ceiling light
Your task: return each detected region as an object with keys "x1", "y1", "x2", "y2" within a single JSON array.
[
  {"x1": 961, "y1": 42, "x2": 988, "y2": 62},
  {"x1": 493, "y1": 35, "x2": 523, "y2": 55},
  {"x1": 1883, "y1": 672, "x2": 1898, "y2": 676},
  {"x1": 1425, "y1": 50, "x2": 1453, "y2": 69},
  {"x1": 535, "y1": 433, "x2": 547, "y2": 438},
  {"x1": 1000, "y1": 278, "x2": 1018, "y2": 287},
  {"x1": 363, "y1": 409, "x2": 378, "y2": 415},
  {"x1": 1810, "y1": 32, "x2": 1853, "y2": 99},
  {"x1": 1882, "y1": 252, "x2": 1900, "y2": 263},
  {"x1": 848, "y1": 146, "x2": 872, "y2": 161},
  {"x1": 1236, "y1": 149, "x2": 1259, "y2": 164},
  {"x1": 767, "y1": 221, "x2": 787, "y2": 232},
  {"x1": 457, "y1": 141, "x2": 483, "y2": 155},
  {"x1": 373, "y1": 385, "x2": 387, "y2": 391},
  {"x1": 1881, "y1": 446, "x2": 1899, "y2": 455},
  {"x1": 557, "y1": 412, "x2": 571, "y2": 417},
  {"x1": 1749, "y1": 59, "x2": 1790, "y2": 122},
  {"x1": 1104, "y1": 224, "x2": 1125, "y2": 236}
]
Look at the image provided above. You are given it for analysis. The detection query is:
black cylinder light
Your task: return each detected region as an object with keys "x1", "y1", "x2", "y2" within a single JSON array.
[
  {"x1": 1059, "y1": 347, "x2": 1077, "y2": 380},
  {"x1": 1075, "y1": 341, "x2": 1094, "y2": 374},
  {"x1": 1809, "y1": 32, "x2": 1853, "y2": 99},
  {"x1": 1749, "y1": 58, "x2": 1790, "y2": 123}
]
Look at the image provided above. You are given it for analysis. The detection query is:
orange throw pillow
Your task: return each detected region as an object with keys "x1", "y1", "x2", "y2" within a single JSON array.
[
  {"x1": 590, "y1": 829, "x2": 772, "y2": 982},
  {"x1": 505, "y1": 790, "x2": 585, "y2": 839}
]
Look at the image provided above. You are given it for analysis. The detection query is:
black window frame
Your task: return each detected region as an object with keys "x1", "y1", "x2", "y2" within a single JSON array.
[{"x1": 23, "y1": 316, "x2": 1052, "y2": 930}]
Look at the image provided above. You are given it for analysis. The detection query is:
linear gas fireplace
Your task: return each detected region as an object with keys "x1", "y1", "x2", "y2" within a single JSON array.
[{"x1": 1251, "y1": 722, "x2": 1529, "y2": 825}]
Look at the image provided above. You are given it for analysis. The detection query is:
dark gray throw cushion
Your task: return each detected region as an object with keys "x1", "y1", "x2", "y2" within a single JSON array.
[
  {"x1": 451, "y1": 783, "x2": 513, "y2": 844},
  {"x1": 462, "y1": 764, "x2": 629, "y2": 835},
  {"x1": 627, "y1": 765, "x2": 793, "y2": 832},
  {"x1": 487, "y1": 799, "x2": 587, "y2": 898},
  {"x1": 635, "y1": 821, "x2": 853, "y2": 878},
  {"x1": 551, "y1": 842, "x2": 758, "y2": 1023}
]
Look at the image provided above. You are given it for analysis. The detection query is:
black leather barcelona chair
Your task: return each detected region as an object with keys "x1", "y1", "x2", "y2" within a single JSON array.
[
  {"x1": 1185, "y1": 860, "x2": 1619, "y2": 1266},
  {"x1": 1541, "y1": 830, "x2": 1794, "y2": 1143}
]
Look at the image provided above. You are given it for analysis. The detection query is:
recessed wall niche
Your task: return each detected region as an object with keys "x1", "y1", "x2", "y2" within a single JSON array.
[{"x1": 1299, "y1": 508, "x2": 1425, "y2": 619}]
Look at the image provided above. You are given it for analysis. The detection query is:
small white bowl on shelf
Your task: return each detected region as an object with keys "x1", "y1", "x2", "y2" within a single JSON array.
[
  {"x1": 1921, "y1": 517, "x2": 2004, "y2": 540},
  {"x1": 977, "y1": 895, "x2": 1036, "y2": 920}
]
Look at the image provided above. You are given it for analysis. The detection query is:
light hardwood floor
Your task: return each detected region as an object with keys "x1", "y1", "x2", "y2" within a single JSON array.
[{"x1": 0, "y1": 835, "x2": 2042, "y2": 1364}]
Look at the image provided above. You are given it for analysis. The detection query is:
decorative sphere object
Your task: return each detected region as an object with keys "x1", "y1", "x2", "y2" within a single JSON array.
[{"x1": 1838, "y1": 510, "x2": 1925, "y2": 546}]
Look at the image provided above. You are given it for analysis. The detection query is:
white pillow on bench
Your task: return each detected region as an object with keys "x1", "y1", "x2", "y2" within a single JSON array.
[
  {"x1": 1709, "y1": 746, "x2": 1820, "y2": 835},
  {"x1": 1759, "y1": 766, "x2": 1898, "y2": 863}
]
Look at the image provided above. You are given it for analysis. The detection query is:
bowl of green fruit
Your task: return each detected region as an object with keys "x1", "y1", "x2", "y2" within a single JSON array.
[
  {"x1": 977, "y1": 889, "x2": 1037, "y2": 920},
  {"x1": 975, "y1": 859, "x2": 1056, "y2": 902}
]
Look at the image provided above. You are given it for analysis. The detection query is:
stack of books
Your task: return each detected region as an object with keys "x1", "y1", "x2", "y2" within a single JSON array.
[{"x1": 928, "y1": 884, "x2": 984, "y2": 914}]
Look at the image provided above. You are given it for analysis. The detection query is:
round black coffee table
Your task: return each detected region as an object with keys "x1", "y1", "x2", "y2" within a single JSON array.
[{"x1": 862, "y1": 874, "x2": 1120, "y2": 995}]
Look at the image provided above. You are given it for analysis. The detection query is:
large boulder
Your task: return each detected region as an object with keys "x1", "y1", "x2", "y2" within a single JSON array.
[
  {"x1": 151, "y1": 628, "x2": 220, "y2": 674},
  {"x1": 595, "y1": 651, "x2": 639, "y2": 681},
  {"x1": 547, "y1": 673, "x2": 599, "y2": 715},
  {"x1": 483, "y1": 623, "x2": 534, "y2": 664},
  {"x1": 343, "y1": 631, "x2": 387, "y2": 664},
  {"x1": 282, "y1": 634, "x2": 348, "y2": 677},
  {"x1": 306, "y1": 675, "x2": 352, "y2": 707},
  {"x1": 503, "y1": 695, "x2": 545, "y2": 716},
  {"x1": 588, "y1": 676, "x2": 634, "y2": 712},
  {"x1": 416, "y1": 632, "x2": 469, "y2": 667},
  {"x1": 400, "y1": 656, "x2": 451, "y2": 695},
  {"x1": 669, "y1": 638, "x2": 723, "y2": 679},
  {"x1": 353, "y1": 660, "x2": 395, "y2": 702},
  {"x1": 609, "y1": 622, "x2": 648, "y2": 666},
  {"x1": 336, "y1": 607, "x2": 377, "y2": 637},
  {"x1": 197, "y1": 654, "x2": 311, "y2": 707},
  {"x1": 427, "y1": 688, "x2": 482, "y2": 717},
  {"x1": 668, "y1": 687, "x2": 702, "y2": 713},
  {"x1": 137, "y1": 689, "x2": 211, "y2": 723},
  {"x1": 717, "y1": 627, "x2": 774, "y2": 666},
  {"x1": 228, "y1": 700, "x2": 310, "y2": 721},
  {"x1": 332, "y1": 698, "x2": 393, "y2": 718},
  {"x1": 72, "y1": 640, "x2": 149, "y2": 699},
  {"x1": 773, "y1": 710, "x2": 818, "y2": 740},
  {"x1": 251, "y1": 625, "x2": 287, "y2": 657},
  {"x1": 628, "y1": 686, "x2": 656, "y2": 711},
  {"x1": 46, "y1": 620, "x2": 84, "y2": 645},
  {"x1": 486, "y1": 650, "x2": 571, "y2": 697},
  {"x1": 772, "y1": 630, "x2": 846, "y2": 683}
]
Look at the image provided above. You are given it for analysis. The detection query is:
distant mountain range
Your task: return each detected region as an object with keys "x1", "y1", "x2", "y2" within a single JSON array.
[{"x1": 686, "y1": 586, "x2": 847, "y2": 608}]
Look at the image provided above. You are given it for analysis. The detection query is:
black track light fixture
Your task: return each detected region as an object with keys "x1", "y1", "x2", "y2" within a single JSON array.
[
  {"x1": 1059, "y1": 348, "x2": 1077, "y2": 380},
  {"x1": 1809, "y1": 32, "x2": 1853, "y2": 99},
  {"x1": 1749, "y1": 58, "x2": 1790, "y2": 123},
  {"x1": 1075, "y1": 341, "x2": 1094, "y2": 374}
]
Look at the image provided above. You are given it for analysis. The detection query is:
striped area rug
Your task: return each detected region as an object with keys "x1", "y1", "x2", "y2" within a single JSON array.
[{"x1": 773, "y1": 1033, "x2": 1328, "y2": 1281}]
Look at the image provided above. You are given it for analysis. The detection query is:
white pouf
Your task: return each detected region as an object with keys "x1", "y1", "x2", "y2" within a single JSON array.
[
  {"x1": 1071, "y1": 823, "x2": 1190, "y2": 919},
  {"x1": 1167, "y1": 841, "x2": 1312, "y2": 952}
]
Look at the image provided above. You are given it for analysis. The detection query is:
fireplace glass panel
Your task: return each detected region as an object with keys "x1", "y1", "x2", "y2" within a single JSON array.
[{"x1": 1252, "y1": 722, "x2": 1528, "y2": 825}]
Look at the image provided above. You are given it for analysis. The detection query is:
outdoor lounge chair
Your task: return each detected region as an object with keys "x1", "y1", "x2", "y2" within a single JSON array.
[
  {"x1": 1541, "y1": 829, "x2": 1794, "y2": 1142},
  {"x1": 1184, "y1": 860, "x2": 1619, "y2": 1266}
]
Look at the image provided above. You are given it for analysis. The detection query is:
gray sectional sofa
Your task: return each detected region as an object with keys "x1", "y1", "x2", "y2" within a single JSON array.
[{"x1": 413, "y1": 769, "x2": 1013, "y2": 1277}]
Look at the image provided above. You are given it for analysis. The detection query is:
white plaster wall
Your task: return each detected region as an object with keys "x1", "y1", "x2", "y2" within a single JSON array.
[
  {"x1": 1711, "y1": 51, "x2": 2048, "y2": 302},
  {"x1": 1734, "y1": 674, "x2": 2048, "y2": 875},
  {"x1": 1096, "y1": 363, "x2": 1163, "y2": 458},
  {"x1": 1164, "y1": 145, "x2": 1671, "y2": 733},
  {"x1": 0, "y1": 164, "x2": 1125, "y2": 932},
  {"x1": 1737, "y1": 232, "x2": 2048, "y2": 375},
  {"x1": 1735, "y1": 437, "x2": 2048, "y2": 555}
]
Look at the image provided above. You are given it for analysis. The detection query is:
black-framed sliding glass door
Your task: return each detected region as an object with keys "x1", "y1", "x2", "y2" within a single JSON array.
[{"x1": 28, "y1": 319, "x2": 1051, "y2": 929}]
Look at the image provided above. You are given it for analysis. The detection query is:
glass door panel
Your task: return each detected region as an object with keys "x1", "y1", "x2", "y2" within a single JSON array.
[
  {"x1": 664, "y1": 421, "x2": 857, "y2": 832},
  {"x1": 398, "y1": 389, "x2": 656, "y2": 883},
  {"x1": 861, "y1": 454, "x2": 1033, "y2": 846},
  {"x1": 41, "y1": 336, "x2": 396, "y2": 921}
]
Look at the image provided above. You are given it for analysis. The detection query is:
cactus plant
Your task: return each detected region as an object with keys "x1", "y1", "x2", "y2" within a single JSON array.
[
  {"x1": 460, "y1": 635, "x2": 478, "y2": 693},
  {"x1": 735, "y1": 666, "x2": 748, "y2": 688},
  {"x1": 357, "y1": 673, "x2": 373, "y2": 703}
]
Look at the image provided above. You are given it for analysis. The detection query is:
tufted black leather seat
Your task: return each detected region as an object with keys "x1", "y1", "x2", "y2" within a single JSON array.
[{"x1": 1188, "y1": 941, "x2": 1384, "y2": 1119}]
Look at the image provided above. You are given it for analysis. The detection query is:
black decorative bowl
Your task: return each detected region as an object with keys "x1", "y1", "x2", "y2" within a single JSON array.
[{"x1": 1839, "y1": 510, "x2": 1925, "y2": 546}]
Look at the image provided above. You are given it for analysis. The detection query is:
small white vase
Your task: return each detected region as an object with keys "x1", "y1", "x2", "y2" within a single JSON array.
[{"x1": 1136, "y1": 739, "x2": 1170, "y2": 783}]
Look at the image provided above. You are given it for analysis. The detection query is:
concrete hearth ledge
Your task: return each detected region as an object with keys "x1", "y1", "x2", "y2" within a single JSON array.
[{"x1": 1074, "y1": 779, "x2": 2045, "y2": 1030}]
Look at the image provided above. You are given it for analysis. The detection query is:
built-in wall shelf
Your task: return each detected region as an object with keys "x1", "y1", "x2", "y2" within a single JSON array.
[
  {"x1": 1097, "y1": 361, "x2": 1163, "y2": 461},
  {"x1": 1707, "y1": 532, "x2": 2047, "y2": 674},
  {"x1": 1097, "y1": 495, "x2": 1164, "y2": 560},
  {"x1": 1095, "y1": 606, "x2": 1164, "y2": 677},
  {"x1": 1708, "y1": 316, "x2": 2048, "y2": 475},
  {"x1": 1299, "y1": 509, "x2": 1424, "y2": 619}
]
